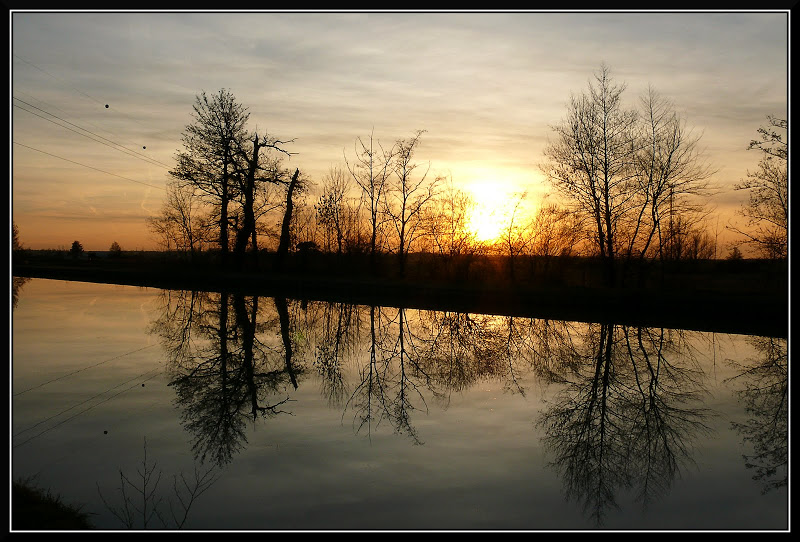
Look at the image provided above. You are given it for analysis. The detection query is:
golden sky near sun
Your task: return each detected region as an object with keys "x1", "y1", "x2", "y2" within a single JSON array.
[{"x1": 10, "y1": 10, "x2": 788, "y2": 251}]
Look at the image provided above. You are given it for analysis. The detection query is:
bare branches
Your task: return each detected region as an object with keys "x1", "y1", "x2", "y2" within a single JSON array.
[
  {"x1": 542, "y1": 65, "x2": 715, "y2": 281},
  {"x1": 97, "y1": 437, "x2": 219, "y2": 530},
  {"x1": 731, "y1": 116, "x2": 788, "y2": 259}
]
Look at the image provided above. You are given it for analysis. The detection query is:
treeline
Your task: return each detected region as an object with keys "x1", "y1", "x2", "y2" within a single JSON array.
[{"x1": 143, "y1": 66, "x2": 787, "y2": 286}]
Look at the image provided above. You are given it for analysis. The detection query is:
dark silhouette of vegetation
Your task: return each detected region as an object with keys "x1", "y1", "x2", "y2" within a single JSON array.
[
  {"x1": 537, "y1": 324, "x2": 713, "y2": 526},
  {"x1": 169, "y1": 89, "x2": 250, "y2": 267},
  {"x1": 165, "y1": 89, "x2": 297, "y2": 271},
  {"x1": 137, "y1": 286, "x2": 786, "y2": 527},
  {"x1": 13, "y1": 276, "x2": 31, "y2": 309},
  {"x1": 69, "y1": 240, "x2": 84, "y2": 258},
  {"x1": 726, "y1": 336, "x2": 788, "y2": 494},
  {"x1": 13, "y1": 222, "x2": 23, "y2": 251},
  {"x1": 13, "y1": 477, "x2": 94, "y2": 530},
  {"x1": 385, "y1": 130, "x2": 441, "y2": 278},
  {"x1": 150, "y1": 290, "x2": 300, "y2": 467},
  {"x1": 730, "y1": 115, "x2": 788, "y2": 259},
  {"x1": 276, "y1": 168, "x2": 302, "y2": 271},
  {"x1": 146, "y1": 181, "x2": 214, "y2": 258},
  {"x1": 127, "y1": 75, "x2": 787, "y2": 304},
  {"x1": 541, "y1": 64, "x2": 713, "y2": 286},
  {"x1": 96, "y1": 437, "x2": 218, "y2": 529},
  {"x1": 345, "y1": 129, "x2": 396, "y2": 270},
  {"x1": 109, "y1": 241, "x2": 122, "y2": 258}
]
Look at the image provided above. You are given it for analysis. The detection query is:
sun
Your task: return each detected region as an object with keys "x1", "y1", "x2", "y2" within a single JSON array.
[{"x1": 465, "y1": 182, "x2": 513, "y2": 243}]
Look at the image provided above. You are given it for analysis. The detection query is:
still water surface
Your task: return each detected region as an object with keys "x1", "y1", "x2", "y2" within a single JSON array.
[{"x1": 11, "y1": 278, "x2": 788, "y2": 530}]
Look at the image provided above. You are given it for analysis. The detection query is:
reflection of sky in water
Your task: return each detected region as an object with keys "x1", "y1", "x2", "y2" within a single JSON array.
[{"x1": 11, "y1": 279, "x2": 787, "y2": 530}]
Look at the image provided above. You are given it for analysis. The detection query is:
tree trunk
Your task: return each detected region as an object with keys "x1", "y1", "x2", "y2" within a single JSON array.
[{"x1": 275, "y1": 168, "x2": 300, "y2": 271}]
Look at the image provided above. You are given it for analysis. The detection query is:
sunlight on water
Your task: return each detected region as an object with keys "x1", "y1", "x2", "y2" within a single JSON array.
[{"x1": 11, "y1": 278, "x2": 788, "y2": 531}]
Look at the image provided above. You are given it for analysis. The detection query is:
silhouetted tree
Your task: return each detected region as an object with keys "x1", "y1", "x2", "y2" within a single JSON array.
[
  {"x1": 69, "y1": 240, "x2": 84, "y2": 258},
  {"x1": 496, "y1": 191, "x2": 533, "y2": 281},
  {"x1": 13, "y1": 222, "x2": 23, "y2": 251},
  {"x1": 730, "y1": 116, "x2": 788, "y2": 259},
  {"x1": 537, "y1": 323, "x2": 712, "y2": 525},
  {"x1": 170, "y1": 89, "x2": 250, "y2": 266},
  {"x1": 231, "y1": 132, "x2": 294, "y2": 270},
  {"x1": 147, "y1": 181, "x2": 214, "y2": 258},
  {"x1": 315, "y1": 165, "x2": 352, "y2": 254},
  {"x1": 109, "y1": 241, "x2": 122, "y2": 258},
  {"x1": 275, "y1": 168, "x2": 302, "y2": 271},
  {"x1": 152, "y1": 291, "x2": 299, "y2": 467},
  {"x1": 542, "y1": 65, "x2": 713, "y2": 284},
  {"x1": 726, "y1": 336, "x2": 788, "y2": 493},
  {"x1": 627, "y1": 87, "x2": 714, "y2": 263},
  {"x1": 542, "y1": 65, "x2": 638, "y2": 286},
  {"x1": 345, "y1": 130, "x2": 396, "y2": 269},
  {"x1": 384, "y1": 130, "x2": 441, "y2": 277}
]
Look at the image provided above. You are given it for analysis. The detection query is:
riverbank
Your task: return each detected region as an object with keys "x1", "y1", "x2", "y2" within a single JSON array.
[{"x1": 12, "y1": 255, "x2": 788, "y2": 338}]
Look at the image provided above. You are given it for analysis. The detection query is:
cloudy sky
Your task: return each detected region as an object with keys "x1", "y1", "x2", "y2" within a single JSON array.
[{"x1": 10, "y1": 10, "x2": 788, "y2": 251}]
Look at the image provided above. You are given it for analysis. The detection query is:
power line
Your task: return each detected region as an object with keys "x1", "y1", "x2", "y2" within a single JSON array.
[
  {"x1": 13, "y1": 88, "x2": 161, "y2": 158},
  {"x1": 13, "y1": 344, "x2": 158, "y2": 397},
  {"x1": 14, "y1": 99, "x2": 172, "y2": 170},
  {"x1": 14, "y1": 54, "x2": 104, "y2": 106},
  {"x1": 12, "y1": 365, "x2": 162, "y2": 438},
  {"x1": 12, "y1": 368, "x2": 164, "y2": 449},
  {"x1": 13, "y1": 141, "x2": 167, "y2": 191},
  {"x1": 13, "y1": 53, "x2": 153, "y2": 131}
]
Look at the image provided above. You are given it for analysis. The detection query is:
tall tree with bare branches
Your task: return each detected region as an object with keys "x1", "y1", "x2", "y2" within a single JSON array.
[
  {"x1": 384, "y1": 130, "x2": 441, "y2": 277},
  {"x1": 170, "y1": 89, "x2": 250, "y2": 266},
  {"x1": 345, "y1": 130, "x2": 396, "y2": 269},
  {"x1": 731, "y1": 115, "x2": 788, "y2": 259}
]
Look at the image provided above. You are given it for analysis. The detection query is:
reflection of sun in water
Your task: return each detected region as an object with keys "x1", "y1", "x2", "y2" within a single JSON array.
[{"x1": 466, "y1": 182, "x2": 513, "y2": 243}]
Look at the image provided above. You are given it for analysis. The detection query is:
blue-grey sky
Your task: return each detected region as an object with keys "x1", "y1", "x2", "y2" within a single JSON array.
[{"x1": 10, "y1": 10, "x2": 788, "y2": 250}]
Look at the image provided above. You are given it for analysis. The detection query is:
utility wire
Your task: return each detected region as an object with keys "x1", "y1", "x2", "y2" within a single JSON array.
[
  {"x1": 12, "y1": 368, "x2": 164, "y2": 449},
  {"x1": 14, "y1": 100, "x2": 171, "y2": 170},
  {"x1": 13, "y1": 88, "x2": 165, "y2": 161},
  {"x1": 13, "y1": 141, "x2": 166, "y2": 191},
  {"x1": 14, "y1": 54, "x2": 105, "y2": 106},
  {"x1": 13, "y1": 344, "x2": 158, "y2": 397},
  {"x1": 14, "y1": 53, "x2": 153, "y2": 131}
]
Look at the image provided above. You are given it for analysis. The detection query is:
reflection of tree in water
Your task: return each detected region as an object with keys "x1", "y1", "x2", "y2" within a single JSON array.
[
  {"x1": 307, "y1": 301, "x2": 362, "y2": 408},
  {"x1": 726, "y1": 336, "x2": 787, "y2": 493},
  {"x1": 344, "y1": 307, "x2": 438, "y2": 444},
  {"x1": 151, "y1": 291, "x2": 722, "y2": 519},
  {"x1": 537, "y1": 324, "x2": 712, "y2": 526},
  {"x1": 12, "y1": 276, "x2": 31, "y2": 309},
  {"x1": 150, "y1": 291, "x2": 304, "y2": 467}
]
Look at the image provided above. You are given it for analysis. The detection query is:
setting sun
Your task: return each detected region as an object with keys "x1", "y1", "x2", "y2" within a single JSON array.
[{"x1": 465, "y1": 182, "x2": 516, "y2": 243}]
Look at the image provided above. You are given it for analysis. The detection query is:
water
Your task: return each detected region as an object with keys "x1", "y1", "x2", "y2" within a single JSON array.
[{"x1": 10, "y1": 278, "x2": 788, "y2": 531}]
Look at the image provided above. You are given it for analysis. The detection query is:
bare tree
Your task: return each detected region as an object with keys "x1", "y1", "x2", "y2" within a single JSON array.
[
  {"x1": 424, "y1": 175, "x2": 481, "y2": 280},
  {"x1": 231, "y1": 131, "x2": 295, "y2": 269},
  {"x1": 12, "y1": 222, "x2": 23, "y2": 252},
  {"x1": 345, "y1": 130, "x2": 396, "y2": 268},
  {"x1": 542, "y1": 64, "x2": 639, "y2": 285},
  {"x1": 146, "y1": 181, "x2": 213, "y2": 258},
  {"x1": 315, "y1": 165, "x2": 352, "y2": 254},
  {"x1": 276, "y1": 168, "x2": 303, "y2": 270},
  {"x1": 543, "y1": 66, "x2": 714, "y2": 284},
  {"x1": 169, "y1": 89, "x2": 250, "y2": 266},
  {"x1": 384, "y1": 130, "x2": 441, "y2": 277},
  {"x1": 730, "y1": 116, "x2": 788, "y2": 259},
  {"x1": 496, "y1": 191, "x2": 534, "y2": 281},
  {"x1": 528, "y1": 201, "x2": 586, "y2": 259}
]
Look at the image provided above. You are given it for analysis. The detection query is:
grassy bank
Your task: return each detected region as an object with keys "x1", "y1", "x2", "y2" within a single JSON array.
[{"x1": 12, "y1": 479, "x2": 93, "y2": 530}]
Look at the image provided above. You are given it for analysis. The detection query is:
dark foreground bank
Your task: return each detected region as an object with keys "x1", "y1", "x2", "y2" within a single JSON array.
[{"x1": 12, "y1": 253, "x2": 788, "y2": 338}]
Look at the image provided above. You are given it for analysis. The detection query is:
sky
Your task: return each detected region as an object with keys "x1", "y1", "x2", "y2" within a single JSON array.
[{"x1": 10, "y1": 10, "x2": 789, "y2": 252}]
